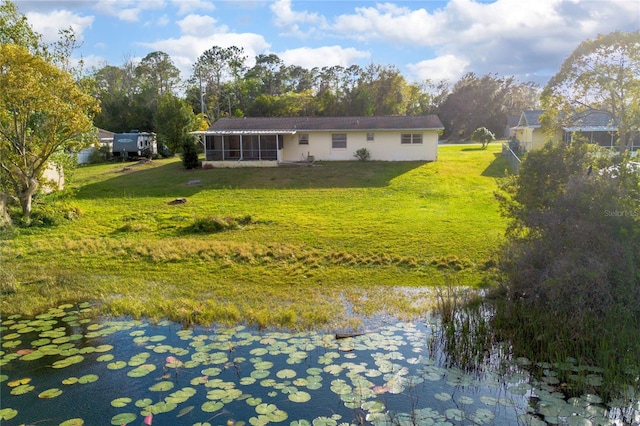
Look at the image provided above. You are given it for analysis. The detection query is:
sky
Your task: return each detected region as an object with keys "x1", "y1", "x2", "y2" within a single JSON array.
[{"x1": 13, "y1": 0, "x2": 640, "y2": 86}]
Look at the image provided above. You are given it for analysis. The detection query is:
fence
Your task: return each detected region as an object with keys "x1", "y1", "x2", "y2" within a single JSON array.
[{"x1": 502, "y1": 142, "x2": 522, "y2": 173}]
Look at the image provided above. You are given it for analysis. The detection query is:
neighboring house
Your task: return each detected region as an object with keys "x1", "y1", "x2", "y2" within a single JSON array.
[
  {"x1": 512, "y1": 110, "x2": 636, "y2": 154},
  {"x1": 512, "y1": 110, "x2": 560, "y2": 152},
  {"x1": 77, "y1": 128, "x2": 115, "y2": 164},
  {"x1": 504, "y1": 114, "x2": 520, "y2": 139},
  {"x1": 194, "y1": 116, "x2": 444, "y2": 167},
  {"x1": 561, "y1": 110, "x2": 620, "y2": 149}
]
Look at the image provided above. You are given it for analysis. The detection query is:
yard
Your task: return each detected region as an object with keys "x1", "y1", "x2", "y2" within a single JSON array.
[{"x1": 0, "y1": 145, "x2": 510, "y2": 330}]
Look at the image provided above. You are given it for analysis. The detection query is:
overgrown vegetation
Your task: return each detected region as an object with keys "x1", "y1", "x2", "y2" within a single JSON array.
[
  {"x1": 492, "y1": 140, "x2": 640, "y2": 399},
  {"x1": 353, "y1": 147, "x2": 371, "y2": 161}
]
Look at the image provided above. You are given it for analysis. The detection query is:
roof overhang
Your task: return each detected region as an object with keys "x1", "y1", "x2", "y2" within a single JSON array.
[
  {"x1": 191, "y1": 130, "x2": 297, "y2": 135},
  {"x1": 562, "y1": 126, "x2": 617, "y2": 132}
]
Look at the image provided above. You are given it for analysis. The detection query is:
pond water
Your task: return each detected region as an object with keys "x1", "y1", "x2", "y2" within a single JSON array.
[{"x1": 1, "y1": 303, "x2": 638, "y2": 425}]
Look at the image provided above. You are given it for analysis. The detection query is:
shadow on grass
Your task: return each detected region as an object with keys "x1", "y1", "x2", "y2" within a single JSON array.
[
  {"x1": 75, "y1": 159, "x2": 426, "y2": 200},
  {"x1": 481, "y1": 153, "x2": 512, "y2": 178}
]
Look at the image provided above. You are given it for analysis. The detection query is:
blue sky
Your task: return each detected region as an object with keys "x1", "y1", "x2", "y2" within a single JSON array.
[{"x1": 14, "y1": 0, "x2": 640, "y2": 85}]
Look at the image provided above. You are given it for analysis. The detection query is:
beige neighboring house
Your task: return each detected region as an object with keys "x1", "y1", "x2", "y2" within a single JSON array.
[
  {"x1": 194, "y1": 116, "x2": 444, "y2": 167},
  {"x1": 512, "y1": 110, "x2": 562, "y2": 153}
]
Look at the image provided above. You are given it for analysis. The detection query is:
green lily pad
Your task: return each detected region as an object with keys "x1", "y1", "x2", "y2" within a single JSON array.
[
  {"x1": 107, "y1": 361, "x2": 127, "y2": 370},
  {"x1": 59, "y1": 418, "x2": 84, "y2": 426},
  {"x1": 288, "y1": 390, "x2": 311, "y2": 403},
  {"x1": 201, "y1": 400, "x2": 224, "y2": 412},
  {"x1": 10, "y1": 384, "x2": 35, "y2": 395},
  {"x1": 110, "y1": 413, "x2": 136, "y2": 425},
  {"x1": 0, "y1": 408, "x2": 18, "y2": 420},
  {"x1": 38, "y1": 388, "x2": 63, "y2": 399},
  {"x1": 127, "y1": 363, "x2": 156, "y2": 377},
  {"x1": 21, "y1": 350, "x2": 45, "y2": 361},
  {"x1": 150, "y1": 381, "x2": 175, "y2": 392},
  {"x1": 52, "y1": 354, "x2": 84, "y2": 369},
  {"x1": 276, "y1": 369, "x2": 297, "y2": 379},
  {"x1": 96, "y1": 354, "x2": 114, "y2": 362},
  {"x1": 135, "y1": 398, "x2": 153, "y2": 407},
  {"x1": 111, "y1": 397, "x2": 132, "y2": 407},
  {"x1": 78, "y1": 374, "x2": 99, "y2": 384}
]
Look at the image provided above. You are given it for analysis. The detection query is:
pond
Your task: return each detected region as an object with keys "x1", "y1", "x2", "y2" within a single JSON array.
[{"x1": 1, "y1": 303, "x2": 638, "y2": 425}]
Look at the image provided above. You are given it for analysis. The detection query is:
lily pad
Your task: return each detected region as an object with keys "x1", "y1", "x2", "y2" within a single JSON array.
[
  {"x1": 111, "y1": 397, "x2": 132, "y2": 407},
  {"x1": 59, "y1": 419, "x2": 84, "y2": 426},
  {"x1": 201, "y1": 401, "x2": 224, "y2": 412},
  {"x1": 38, "y1": 388, "x2": 63, "y2": 399},
  {"x1": 0, "y1": 408, "x2": 18, "y2": 420},
  {"x1": 78, "y1": 374, "x2": 99, "y2": 384},
  {"x1": 110, "y1": 413, "x2": 136, "y2": 425},
  {"x1": 289, "y1": 390, "x2": 312, "y2": 403},
  {"x1": 127, "y1": 363, "x2": 156, "y2": 377}
]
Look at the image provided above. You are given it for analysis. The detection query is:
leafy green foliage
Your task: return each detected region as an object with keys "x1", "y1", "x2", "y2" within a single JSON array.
[
  {"x1": 470, "y1": 127, "x2": 495, "y2": 148},
  {"x1": 541, "y1": 30, "x2": 640, "y2": 152},
  {"x1": 181, "y1": 137, "x2": 201, "y2": 170},
  {"x1": 353, "y1": 148, "x2": 371, "y2": 161},
  {"x1": 494, "y1": 140, "x2": 640, "y2": 390}
]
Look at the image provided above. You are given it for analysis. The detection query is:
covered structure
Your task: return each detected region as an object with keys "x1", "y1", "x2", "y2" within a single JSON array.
[{"x1": 193, "y1": 116, "x2": 444, "y2": 168}]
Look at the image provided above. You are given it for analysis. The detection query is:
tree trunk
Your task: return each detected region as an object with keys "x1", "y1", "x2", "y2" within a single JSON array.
[
  {"x1": 0, "y1": 192, "x2": 11, "y2": 227},
  {"x1": 18, "y1": 177, "x2": 39, "y2": 221}
]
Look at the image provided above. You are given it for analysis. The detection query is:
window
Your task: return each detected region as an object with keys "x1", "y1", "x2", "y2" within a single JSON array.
[
  {"x1": 298, "y1": 134, "x2": 309, "y2": 145},
  {"x1": 332, "y1": 133, "x2": 347, "y2": 149},
  {"x1": 366, "y1": 132, "x2": 374, "y2": 141},
  {"x1": 401, "y1": 133, "x2": 423, "y2": 144}
]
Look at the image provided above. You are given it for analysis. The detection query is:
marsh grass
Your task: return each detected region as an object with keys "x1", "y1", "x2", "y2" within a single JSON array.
[{"x1": 1, "y1": 145, "x2": 510, "y2": 329}]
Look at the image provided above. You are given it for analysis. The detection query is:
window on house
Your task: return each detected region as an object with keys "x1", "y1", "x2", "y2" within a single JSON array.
[
  {"x1": 298, "y1": 134, "x2": 309, "y2": 145},
  {"x1": 366, "y1": 132, "x2": 374, "y2": 141},
  {"x1": 332, "y1": 133, "x2": 347, "y2": 149},
  {"x1": 401, "y1": 133, "x2": 423, "y2": 144}
]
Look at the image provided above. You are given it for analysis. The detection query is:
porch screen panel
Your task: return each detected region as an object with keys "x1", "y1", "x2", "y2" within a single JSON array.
[
  {"x1": 224, "y1": 135, "x2": 241, "y2": 159},
  {"x1": 205, "y1": 135, "x2": 224, "y2": 161},
  {"x1": 260, "y1": 135, "x2": 278, "y2": 160},
  {"x1": 243, "y1": 135, "x2": 260, "y2": 160}
]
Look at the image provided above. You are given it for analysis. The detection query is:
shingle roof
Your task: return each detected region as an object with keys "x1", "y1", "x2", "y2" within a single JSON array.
[
  {"x1": 563, "y1": 111, "x2": 617, "y2": 131},
  {"x1": 517, "y1": 110, "x2": 545, "y2": 128},
  {"x1": 207, "y1": 116, "x2": 444, "y2": 133}
]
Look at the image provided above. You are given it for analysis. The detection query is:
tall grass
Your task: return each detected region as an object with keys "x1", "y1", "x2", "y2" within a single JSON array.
[{"x1": 1, "y1": 145, "x2": 509, "y2": 329}]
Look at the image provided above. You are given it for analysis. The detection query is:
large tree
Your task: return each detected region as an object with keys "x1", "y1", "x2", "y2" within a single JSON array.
[
  {"x1": 0, "y1": 44, "x2": 99, "y2": 219},
  {"x1": 541, "y1": 31, "x2": 640, "y2": 152}
]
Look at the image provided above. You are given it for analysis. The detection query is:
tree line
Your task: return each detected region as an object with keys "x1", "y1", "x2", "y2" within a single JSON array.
[{"x1": 91, "y1": 46, "x2": 540, "y2": 151}]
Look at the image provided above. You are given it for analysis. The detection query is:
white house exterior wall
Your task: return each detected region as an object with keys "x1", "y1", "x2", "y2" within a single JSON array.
[{"x1": 281, "y1": 130, "x2": 438, "y2": 162}]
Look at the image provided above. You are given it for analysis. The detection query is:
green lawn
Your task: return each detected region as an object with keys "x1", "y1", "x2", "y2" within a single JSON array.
[{"x1": 1, "y1": 144, "x2": 510, "y2": 330}]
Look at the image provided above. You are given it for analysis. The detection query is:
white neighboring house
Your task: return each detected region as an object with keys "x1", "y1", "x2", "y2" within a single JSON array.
[
  {"x1": 194, "y1": 116, "x2": 444, "y2": 168},
  {"x1": 77, "y1": 128, "x2": 115, "y2": 164}
]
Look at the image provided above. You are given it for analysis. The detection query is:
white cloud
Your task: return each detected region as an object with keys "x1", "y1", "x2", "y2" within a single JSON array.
[
  {"x1": 93, "y1": 0, "x2": 166, "y2": 22},
  {"x1": 141, "y1": 33, "x2": 270, "y2": 78},
  {"x1": 171, "y1": 0, "x2": 216, "y2": 16},
  {"x1": 25, "y1": 10, "x2": 95, "y2": 44},
  {"x1": 270, "y1": 0, "x2": 327, "y2": 37},
  {"x1": 177, "y1": 14, "x2": 227, "y2": 36},
  {"x1": 278, "y1": 46, "x2": 370, "y2": 70},
  {"x1": 408, "y1": 55, "x2": 470, "y2": 82}
]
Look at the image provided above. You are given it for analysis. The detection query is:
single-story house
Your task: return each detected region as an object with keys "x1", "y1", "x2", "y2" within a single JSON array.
[
  {"x1": 77, "y1": 128, "x2": 114, "y2": 164},
  {"x1": 193, "y1": 115, "x2": 444, "y2": 167},
  {"x1": 512, "y1": 110, "x2": 561, "y2": 152},
  {"x1": 512, "y1": 110, "x2": 637, "y2": 154}
]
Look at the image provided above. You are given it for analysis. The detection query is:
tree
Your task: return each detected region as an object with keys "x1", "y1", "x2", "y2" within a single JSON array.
[
  {"x1": 541, "y1": 31, "x2": 640, "y2": 152},
  {"x1": 154, "y1": 93, "x2": 197, "y2": 154},
  {"x1": 0, "y1": 0, "x2": 42, "y2": 53},
  {"x1": 135, "y1": 51, "x2": 181, "y2": 96},
  {"x1": 0, "y1": 44, "x2": 100, "y2": 220},
  {"x1": 471, "y1": 127, "x2": 495, "y2": 148},
  {"x1": 181, "y1": 137, "x2": 200, "y2": 170}
]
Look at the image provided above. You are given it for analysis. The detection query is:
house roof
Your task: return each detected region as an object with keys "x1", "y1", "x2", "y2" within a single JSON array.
[
  {"x1": 562, "y1": 110, "x2": 617, "y2": 132},
  {"x1": 203, "y1": 116, "x2": 444, "y2": 134},
  {"x1": 515, "y1": 110, "x2": 545, "y2": 129},
  {"x1": 97, "y1": 128, "x2": 115, "y2": 140}
]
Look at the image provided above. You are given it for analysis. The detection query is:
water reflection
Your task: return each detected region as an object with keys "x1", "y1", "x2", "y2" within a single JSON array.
[{"x1": 0, "y1": 303, "x2": 637, "y2": 425}]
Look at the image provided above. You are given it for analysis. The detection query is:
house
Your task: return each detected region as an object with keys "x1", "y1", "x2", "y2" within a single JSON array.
[
  {"x1": 512, "y1": 110, "x2": 636, "y2": 154},
  {"x1": 512, "y1": 110, "x2": 560, "y2": 152},
  {"x1": 194, "y1": 116, "x2": 444, "y2": 167},
  {"x1": 561, "y1": 110, "x2": 619, "y2": 149},
  {"x1": 77, "y1": 128, "x2": 114, "y2": 164}
]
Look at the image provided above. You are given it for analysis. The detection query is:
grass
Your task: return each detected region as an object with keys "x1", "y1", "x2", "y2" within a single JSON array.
[{"x1": 0, "y1": 145, "x2": 510, "y2": 330}]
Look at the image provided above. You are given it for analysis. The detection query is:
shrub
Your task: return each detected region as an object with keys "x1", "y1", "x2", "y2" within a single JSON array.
[
  {"x1": 181, "y1": 137, "x2": 201, "y2": 170},
  {"x1": 353, "y1": 148, "x2": 371, "y2": 161},
  {"x1": 471, "y1": 127, "x2": 495, "y2": 148}
]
